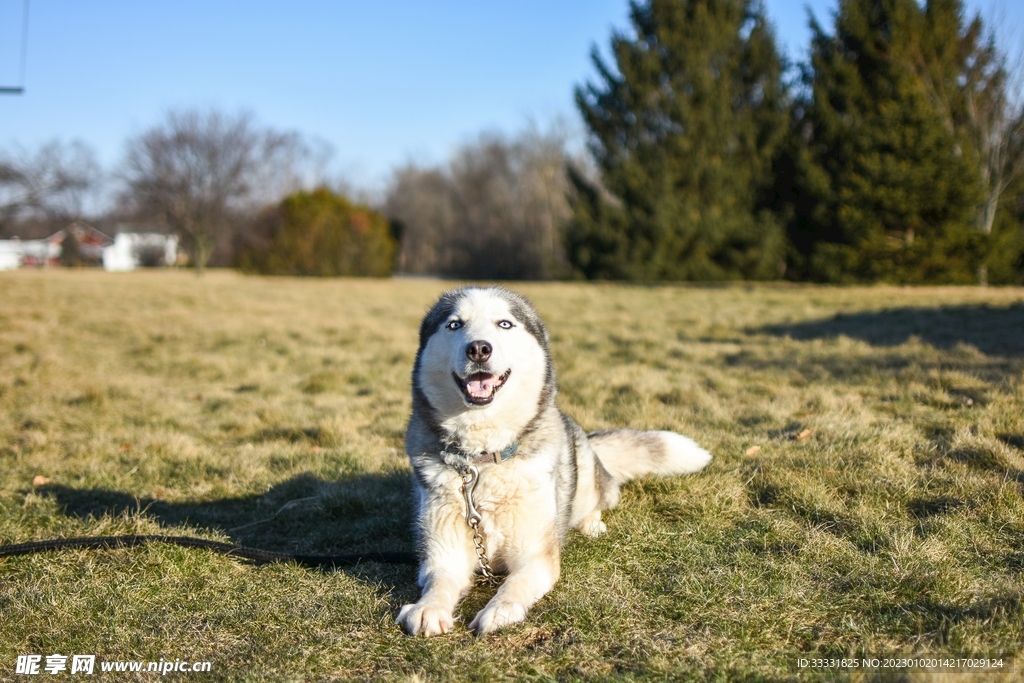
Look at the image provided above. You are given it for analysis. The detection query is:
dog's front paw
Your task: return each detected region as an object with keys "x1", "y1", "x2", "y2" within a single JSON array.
[
  {"x1": 469, "y1": 600, "x2": 528, "y2": 635},
  {"x1": 397, "y1": 602, "x2": 455, "y2": 636},
  {"x1": 575, "y1": 510, "x2": 607, "y2": 538}
]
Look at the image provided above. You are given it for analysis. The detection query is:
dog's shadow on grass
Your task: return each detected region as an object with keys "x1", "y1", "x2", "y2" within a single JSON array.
[
  {"x1": 36, "y1": 471, "x2": 419, "y2": 597},
  {"x1": 759, "y1": 302, "x2": 1024, "y2": 357}
]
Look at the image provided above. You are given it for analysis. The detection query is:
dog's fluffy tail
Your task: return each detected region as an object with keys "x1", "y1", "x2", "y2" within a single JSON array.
[{"x1": 588, "y1": 429, "x2": 712, "y2": 483}]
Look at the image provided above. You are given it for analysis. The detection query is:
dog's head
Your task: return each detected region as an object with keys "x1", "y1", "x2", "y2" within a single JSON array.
[{"x1": 413, "y1": 287, "x2": 553, "y2": 419}]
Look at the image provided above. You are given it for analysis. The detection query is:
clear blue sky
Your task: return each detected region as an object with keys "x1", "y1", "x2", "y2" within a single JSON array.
[{"x1": 1, "y1": 0, "x2": 1019, "y2": 192}]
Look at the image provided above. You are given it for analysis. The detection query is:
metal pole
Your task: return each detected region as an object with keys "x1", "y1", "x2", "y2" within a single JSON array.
[{"x1": 1, "y1": 0, "x2": 29, "y2": 95}]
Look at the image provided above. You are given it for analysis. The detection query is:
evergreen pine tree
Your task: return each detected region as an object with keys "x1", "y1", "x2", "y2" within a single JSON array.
[
  {"x1": 569, "y1": 0, "x2": 789, "y2": 280},
  {"x1": 785, "y1": 0, "x2": 984, "y2": 283}
]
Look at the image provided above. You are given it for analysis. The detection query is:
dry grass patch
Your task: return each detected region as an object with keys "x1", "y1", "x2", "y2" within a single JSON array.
[{"x1": 2, "y1": 271, "x2": 1023, "y2": 680}]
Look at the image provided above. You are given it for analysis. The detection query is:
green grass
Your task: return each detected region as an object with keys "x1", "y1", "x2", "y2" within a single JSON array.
[{"x1": 2, "y1": 270, "x2": 1023, "y2": 681}]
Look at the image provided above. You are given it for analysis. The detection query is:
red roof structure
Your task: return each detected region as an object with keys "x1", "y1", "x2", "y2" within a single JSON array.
[{"x1": 20, "y1": 222, "x2": 114, "y2": 267}]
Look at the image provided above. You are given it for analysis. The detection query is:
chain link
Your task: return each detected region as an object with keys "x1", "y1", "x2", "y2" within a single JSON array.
[
  {"x1": 467, "y1": 516, "x2": 498, "y2": 583},
  {"x1": 460, "y1": 467, "x2": 500, "y2": 585}
]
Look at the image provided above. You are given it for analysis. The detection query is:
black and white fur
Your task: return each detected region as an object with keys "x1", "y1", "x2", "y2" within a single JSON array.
[{"x1": 397, "y1": 287, "x2": 712, "y2": 636}]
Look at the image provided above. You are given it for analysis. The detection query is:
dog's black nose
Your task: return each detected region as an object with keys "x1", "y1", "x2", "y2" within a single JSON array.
[{"x1": 466, "y1": 340, "x2": 492, "y2": 363}]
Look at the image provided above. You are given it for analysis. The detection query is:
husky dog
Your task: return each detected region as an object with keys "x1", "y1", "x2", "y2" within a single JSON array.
[{"x1": 397, "y1": 287, "x2": 712, "y2": 636}]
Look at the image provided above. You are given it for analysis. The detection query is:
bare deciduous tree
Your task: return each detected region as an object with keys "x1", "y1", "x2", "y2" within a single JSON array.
[
  {"x1": 387, "y1": 166, "x2": 456, "y2": 274},
  {"x1": 119, "y1": 109, "x2": 333, "y2": 273},
  {"x1": 119, "y1": 109, "x2": 262, "y2": 273},
  {"x1": 250, "y1": 131, "x2": 335, "y2": 206},
  {"x1": 971, "y1": 40, "x2": 1024, "y2": 237},
  {"x1": 0, "y1": 140, "x2": 100, "y2": 235},
  {"x1": 911, "y1": 12, "x2": 1024, "y2": 238},
  {"x1": 386, "y1": 124, "x2": 574, "y2": 279}
]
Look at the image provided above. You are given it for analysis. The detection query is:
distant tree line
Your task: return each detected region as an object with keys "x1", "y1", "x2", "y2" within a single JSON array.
[
  {"x1": 0, "y1": 110, "x2": 344, "y2": 275},
  {"x1": 3, "y1": 0, "x2": 1022, "y2": 283},
  {"x1": 385, "y1": 127, "x2": 574, "y2": 279},
  {"x1": 389, "y1": 0, "x2": 1024, "y2": 284}
]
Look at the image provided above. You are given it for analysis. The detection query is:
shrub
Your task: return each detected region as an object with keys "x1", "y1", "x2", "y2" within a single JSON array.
[{"x1": 236, "y1": 188, "x2": 396, "y2": 277}]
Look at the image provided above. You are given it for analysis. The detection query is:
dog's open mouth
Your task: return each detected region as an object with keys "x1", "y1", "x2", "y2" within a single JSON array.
[{"x1": 453, "y1": 369, "x2": 511, "y2": 405}]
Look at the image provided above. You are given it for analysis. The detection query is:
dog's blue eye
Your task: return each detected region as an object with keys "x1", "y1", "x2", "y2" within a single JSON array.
[
  {"x1": 497, "y1": 320, "x2": 513, "y2": 329},
  {"x1": 446, "y1": 320, "x2": 462, "y2": 330}
]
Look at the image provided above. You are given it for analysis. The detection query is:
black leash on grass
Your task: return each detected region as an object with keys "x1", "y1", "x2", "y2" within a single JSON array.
[{"x1": 0, "y1": 535, "x2": 417, "y2": 567}]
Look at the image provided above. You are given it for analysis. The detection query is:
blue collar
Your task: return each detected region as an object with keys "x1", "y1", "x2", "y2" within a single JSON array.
[{"x1": 442, "y1": 441, "x2": 519, "y2": 471}]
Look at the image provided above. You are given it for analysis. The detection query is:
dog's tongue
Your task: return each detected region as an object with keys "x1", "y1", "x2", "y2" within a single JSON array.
[{"x1": 466, "y1": 373, "x2": 495, "y2": 398}]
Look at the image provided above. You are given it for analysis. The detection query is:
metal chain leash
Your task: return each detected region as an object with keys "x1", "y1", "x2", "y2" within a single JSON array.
[{"x1": 459, "y1": 465, "x2": 499, "y2": 585}]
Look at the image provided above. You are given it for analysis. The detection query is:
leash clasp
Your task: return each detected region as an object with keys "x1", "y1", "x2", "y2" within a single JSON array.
[{"x1": 460, "y1": 465, "x2": 482, "y2": 526}]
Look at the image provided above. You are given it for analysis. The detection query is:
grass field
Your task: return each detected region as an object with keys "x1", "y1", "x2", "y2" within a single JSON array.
[{"x1": 2, "y1": 270, "x2": 1023, "y2": 681}]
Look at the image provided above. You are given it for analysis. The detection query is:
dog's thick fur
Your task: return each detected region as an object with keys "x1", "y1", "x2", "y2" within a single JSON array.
[{"x1": 397, "y1": 287, "x2": 712, "y2": 636}]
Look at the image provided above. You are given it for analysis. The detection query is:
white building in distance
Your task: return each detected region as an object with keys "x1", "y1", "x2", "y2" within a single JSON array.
[
  {"x1": 103, "y1": 233, "x2": 179, "y2": 271},
  {"x1": 0, "y1": 240, "x2": 23, "y2": 270}
]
